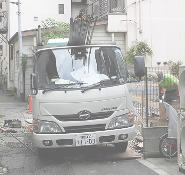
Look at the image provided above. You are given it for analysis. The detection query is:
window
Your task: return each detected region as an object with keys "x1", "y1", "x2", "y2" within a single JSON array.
[
  {"x1": 59, "y1": 4, "x2": 64, "y2": 14},
  {"x1": 110, "y1": 0, "x2": 124, "y2": 13}
]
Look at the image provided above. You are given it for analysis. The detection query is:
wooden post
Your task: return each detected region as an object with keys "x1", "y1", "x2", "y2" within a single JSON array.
[{"x1": 159, "y1": 103, "x2": 167, "y2": 126}]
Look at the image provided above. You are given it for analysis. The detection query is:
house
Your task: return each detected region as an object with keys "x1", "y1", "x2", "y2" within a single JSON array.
[
  {"x1": 8, "y1": 29, "x2": 36, "y2": 100},
  {"x1": 82, "y1": 0, "x2": 185, "y2": 67}
]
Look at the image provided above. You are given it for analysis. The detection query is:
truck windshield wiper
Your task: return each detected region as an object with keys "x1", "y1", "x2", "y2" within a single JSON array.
[
  {"x1": 42, "y1": 87, "x2": 61, "y2": 94},
  {"x1": 81, "y1": 79, "x2": 110, "y2": 93},
  {"x1": 42, "y1": 82, "x2": 87, "y2": 94}
]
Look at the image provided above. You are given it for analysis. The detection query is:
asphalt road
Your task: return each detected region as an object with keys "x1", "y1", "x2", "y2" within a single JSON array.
[{"x1": 1, "y1": 146, "x2": 158, "y2": 175}]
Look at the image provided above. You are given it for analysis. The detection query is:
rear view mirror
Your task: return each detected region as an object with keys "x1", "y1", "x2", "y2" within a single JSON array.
[
  {"x1": 30, "y1": 73, "x2": 38, "y2": 95},
  {"x1": 134, "y1": 56, "x2": 145, "y2": 81}
]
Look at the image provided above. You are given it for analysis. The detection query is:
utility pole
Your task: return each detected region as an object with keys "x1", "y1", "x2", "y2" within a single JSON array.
[
  {"x1": 18, "y1": 0, "x2": 24, "y2": 102},
  {"x1": 11, "y1": 0, "x2": 24, "y2": 101}
]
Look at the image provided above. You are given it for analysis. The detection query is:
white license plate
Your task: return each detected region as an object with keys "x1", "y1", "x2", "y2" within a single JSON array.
[{"x1": 75, "y1": 134, "x2": 97, "y2": 146}]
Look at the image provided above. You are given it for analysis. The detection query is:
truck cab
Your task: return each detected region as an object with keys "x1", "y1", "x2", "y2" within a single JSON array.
[{"x1": 31, "y1": 44, "x2": 145, "y2": 157}]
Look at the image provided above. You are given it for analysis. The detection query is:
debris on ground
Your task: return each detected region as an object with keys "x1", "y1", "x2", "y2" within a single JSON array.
[
  {"x1": 3, "y1": 119, "x2": 21, "y2": 128},
  {"x1": 0, "y1": 128, "x2": 17, "y2": 133},
  {"x1": 129, "y1": 129, "x2": 143, "y2": 154}
]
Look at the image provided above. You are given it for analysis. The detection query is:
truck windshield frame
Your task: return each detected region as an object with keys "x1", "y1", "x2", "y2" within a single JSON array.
[{"x1": 34, "y1": 45, "x2": 128, "y2": 90}]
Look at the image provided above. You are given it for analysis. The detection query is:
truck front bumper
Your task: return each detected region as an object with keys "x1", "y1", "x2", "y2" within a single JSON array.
[{"x1": 33, "y1": 125, "x2": 135, "y2": 148}]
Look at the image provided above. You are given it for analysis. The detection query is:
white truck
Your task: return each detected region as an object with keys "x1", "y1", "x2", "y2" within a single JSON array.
[{"x1": 30, "y1": 44, "x2": 145, "y2": 157}]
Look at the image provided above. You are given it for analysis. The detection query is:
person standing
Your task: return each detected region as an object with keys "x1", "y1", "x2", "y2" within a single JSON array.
[{"x1": 157, "y1": 72, "x2": 179, "y2": 105}]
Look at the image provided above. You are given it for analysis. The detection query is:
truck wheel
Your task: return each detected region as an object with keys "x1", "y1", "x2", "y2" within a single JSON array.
[{"x1": 114, "y1": 142, "x2": 128, "y2": 152}]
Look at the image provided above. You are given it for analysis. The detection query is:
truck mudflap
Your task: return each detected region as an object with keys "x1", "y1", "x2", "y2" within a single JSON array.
[{"x1": 33, "y1": 125, "x2": 135, "y2": 148}]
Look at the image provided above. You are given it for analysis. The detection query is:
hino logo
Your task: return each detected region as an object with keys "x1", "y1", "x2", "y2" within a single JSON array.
[
  {"x1": 78, "y1": 110, "x2": 91, "y2": 120},
  {"x1": 101, "y1": 107, "x2": 117, "y2": 111}
]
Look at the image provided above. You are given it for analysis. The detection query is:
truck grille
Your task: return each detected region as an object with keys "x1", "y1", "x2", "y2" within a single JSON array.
[
  {"x1": 54, "y1": 111, "x2": 113, "y2": 121},
  {"x1": 64, "y1": 124, "x2": 106, "y2": 133}
]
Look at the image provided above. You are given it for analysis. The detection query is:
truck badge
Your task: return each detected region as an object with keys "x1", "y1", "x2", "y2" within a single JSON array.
[{"x1": 78, "y1": 110, "x2": 91, "y2": 120}]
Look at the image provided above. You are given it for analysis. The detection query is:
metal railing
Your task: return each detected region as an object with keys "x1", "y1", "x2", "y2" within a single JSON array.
[
  {"x1": 132, "y1": 66, "x2": 180, "y2": 127},
  {"x1": 0, "y1": 20, "x2": 7, "y2": 29},
  {"x1": 80, "y1": 0, "x2": 125, "y2": 21},
  {"x1": 0, "y1": 12, "x2": 8, "y2": 30}
]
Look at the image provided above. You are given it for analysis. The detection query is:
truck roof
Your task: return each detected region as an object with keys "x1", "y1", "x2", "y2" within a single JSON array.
[{"x1": 33, "y1": 43, "x2": 117, "y2": 53}]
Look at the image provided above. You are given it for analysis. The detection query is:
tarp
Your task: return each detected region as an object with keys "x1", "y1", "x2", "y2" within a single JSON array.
[{"x1": 163, "y1": 102, "x2": 184, "y2": 138}]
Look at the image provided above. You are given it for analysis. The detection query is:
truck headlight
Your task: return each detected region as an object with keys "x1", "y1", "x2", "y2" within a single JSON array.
[
  {"x1": 33, "y1": 120, "x2": 62, "y2": 133},
  {"x1": 107, "y1": 113, "x2": 134, "y2": 129}
]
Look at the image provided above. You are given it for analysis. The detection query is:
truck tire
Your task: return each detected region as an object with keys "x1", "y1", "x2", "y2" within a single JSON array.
[{"x1": 114, "y1": 141, "x2": 128, "y2": 152}]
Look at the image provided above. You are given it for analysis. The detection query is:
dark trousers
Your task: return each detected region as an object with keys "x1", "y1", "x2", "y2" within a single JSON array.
[{"x1": 164, "y1": 89, "x2": 177, "y2": 105}]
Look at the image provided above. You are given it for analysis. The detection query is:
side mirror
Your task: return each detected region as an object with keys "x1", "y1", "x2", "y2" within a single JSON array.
[
  {"x1": 134, "y1": 56, "x2": 145, "y2": 81},
  {"x1": 30, "y1": 73, "x2": 38, "y2": 95}
]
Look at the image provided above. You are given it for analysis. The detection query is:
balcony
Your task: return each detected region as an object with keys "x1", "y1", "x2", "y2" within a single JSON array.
[
  {"x1": 81, "y1": 0, "x2": 125, "y2": 21},
  {"x1": 0, "y1": 17, "x2": 7, "y2": 33},
  {"x1": 0, "y1": 1, "x2": 8, "y2": 34}
]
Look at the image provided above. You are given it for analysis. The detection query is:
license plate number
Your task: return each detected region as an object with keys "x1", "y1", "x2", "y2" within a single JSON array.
[{"x1": 75, "y1": 134, "x2": 96, "y2": 146}]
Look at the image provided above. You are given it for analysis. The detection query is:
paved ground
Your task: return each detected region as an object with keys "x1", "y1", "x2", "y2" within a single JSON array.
[{"x1": 0, "y1": 89, "x2": 184, "y2": 175}]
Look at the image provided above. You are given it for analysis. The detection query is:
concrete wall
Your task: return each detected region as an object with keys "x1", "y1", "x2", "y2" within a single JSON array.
[
  {"x1": 107, "y1": 0, "x2": 185, "y2": 67},
  {"x1": 22, "y1": 36, "x2": 35, "y2": 57},
  {"x1": 25, "y1": 57, "x2": 33, "y2": 100}
]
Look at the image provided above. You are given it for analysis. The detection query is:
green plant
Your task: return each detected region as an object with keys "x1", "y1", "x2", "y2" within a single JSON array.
[
  {"x1": 125, "y1": 40, "x2": 153, "y2": 64},
  {"x1": 0, "y1": 98, "x2": 6, "y2": 103},
  {"x1": 141, "y1": 74, "x2": 156, "y2": 81},
  {"x1": 21, "y1": 54, "x2": 28, "y2": 72},
  {"x1": 41, "y1": 18, "x2": 70, "y2": 44},
  {"x1": 7, "y1": 87, "x2": 18, "y2": 99},
  {"x1": 167, "y1": 60, "x2": 183, "y2": 79},
  {"x1": 0, "y1": 67, "x2": 7, "y2": 84}
]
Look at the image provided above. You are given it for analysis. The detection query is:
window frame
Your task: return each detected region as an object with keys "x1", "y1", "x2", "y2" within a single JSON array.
[{"x1": 58, "y1": 4, "x2": 64, "y2": 14}]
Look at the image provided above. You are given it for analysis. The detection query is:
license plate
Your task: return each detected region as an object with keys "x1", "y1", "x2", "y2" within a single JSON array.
[{"x1": 75, "y1": 134, "x2": 97, "y2": 146}]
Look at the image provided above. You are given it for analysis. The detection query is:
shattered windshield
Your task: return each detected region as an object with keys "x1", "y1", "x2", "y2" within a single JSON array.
[{"x1": 35, "y1": 46, "x2": 128, "y2": 89}]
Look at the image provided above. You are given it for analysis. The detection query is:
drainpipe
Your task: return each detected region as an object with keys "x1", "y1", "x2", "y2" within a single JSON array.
[
  {"x1": 36, "y1": 25, "x2": 42, "y2": 46},
  {"x1": 136, "y1": 1, "x2": 141, "y2": 41},
  {"x1": 139, "y1": 0, "x2": 142, "y2": 34},
  {"x1": 111, "y1": 33, "x2": 114, "y2": 42}
]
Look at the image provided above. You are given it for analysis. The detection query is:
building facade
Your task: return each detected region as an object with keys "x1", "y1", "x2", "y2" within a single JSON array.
[{"x1": 83, "y1": 0, "x2": 185, "y2": 67}]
